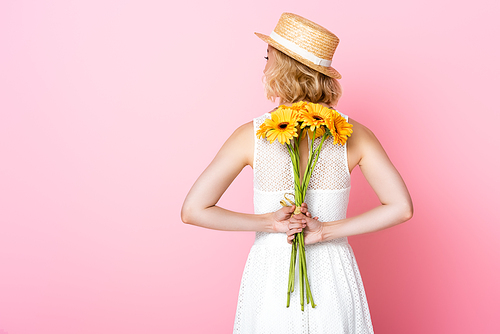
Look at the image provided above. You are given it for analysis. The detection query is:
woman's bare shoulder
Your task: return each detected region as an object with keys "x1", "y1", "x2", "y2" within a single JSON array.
[
  {"x1": 349, "y1": 118, "x2": 376, "y2": 141},
  {"x1": 230, "y1": 111, "x2": 271, "y2": 144},
  {"x1": 233, "y1": 120, "x2": 254, "y2": 136},
  {"x1": 346, "y1": 118, "x2": 385, "y2": 171},
  {"x1": 217, "y1": 121, "x2": 255, "y2": 168},
  {"x1": 348, "y1": 118, "x2": 385, "y2": 151},
  {"x1": 228, "y1": 121, "x2": 254, "y2": 149}
]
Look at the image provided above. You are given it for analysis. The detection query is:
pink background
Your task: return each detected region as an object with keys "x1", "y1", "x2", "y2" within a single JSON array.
[{"x1": 1, "y1": 1, "x2": 499, "y2": 333}]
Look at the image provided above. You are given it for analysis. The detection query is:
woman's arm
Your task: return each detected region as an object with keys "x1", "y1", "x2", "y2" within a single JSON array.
[
  {"x1": 287, "y1": 119, "x2": 413, "y2": 244},
  {"x1": 181, "y1": 121, "x2": 297, "y2": 233}
]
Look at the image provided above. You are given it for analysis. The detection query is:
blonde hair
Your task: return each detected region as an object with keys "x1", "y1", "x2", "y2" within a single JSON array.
[{"x1": 264, "y1": 47, "x2": 342, "y2": 105}]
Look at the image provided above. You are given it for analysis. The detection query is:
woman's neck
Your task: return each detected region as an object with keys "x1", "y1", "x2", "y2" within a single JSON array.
[{"x1": 279, "y1": 100, "x2": 336, "y2": 109}]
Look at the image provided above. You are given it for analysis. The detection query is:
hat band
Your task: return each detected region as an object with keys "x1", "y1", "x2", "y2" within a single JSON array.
[{"x1": 270, "y1": 31, "x2": 332, "y2": 67}]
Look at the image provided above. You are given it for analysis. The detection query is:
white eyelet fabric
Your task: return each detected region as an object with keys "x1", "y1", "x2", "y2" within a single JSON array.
[{"x1": 233, "y1": 112, "x2": 374, "y2": 334}]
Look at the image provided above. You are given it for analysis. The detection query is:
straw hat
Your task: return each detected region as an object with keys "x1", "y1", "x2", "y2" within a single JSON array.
[{"x1": 255, "y1": 13, "x2": 342, "y2": 79}]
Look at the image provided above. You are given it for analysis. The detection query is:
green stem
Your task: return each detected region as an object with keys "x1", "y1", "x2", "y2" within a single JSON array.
[
  {"x1": 287, "y1": 143, "x2": 302, "y2": 197},
  {"x1": 288, "y1": 245, "x2": 294, "y2": 285},
  {"x1": 285, "y1": 128, "x2": 331, "y2": 310},
  {"x1": 287, "y1": 259, "x2": 292, "y2": 306},
  {"x1": 287, "y1": 234, "x2": 298, "y2": 307},
  {"x1": 299, "y1": 232, "x2": 315, "y2": 307},
  {"x1": 299, "y1": 233, "x2": 310, "y2": 305},
  {"x1": 300, "y1": 234, "x2": 304, "y2": 311},
  {"x1": 301, "y1": 129, "x2": 316, "y2": 183},
  {"x1": 292, "y1": 239, "x2": 296, "y2": 292},
  {"x1": 302, "y1": 134, "x2": 327, "y2": 189}
]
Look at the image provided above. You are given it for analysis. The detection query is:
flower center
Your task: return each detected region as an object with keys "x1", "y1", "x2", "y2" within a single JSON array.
[{"x1": 278, "y1": 122, "x2": 289, "y2": 129}]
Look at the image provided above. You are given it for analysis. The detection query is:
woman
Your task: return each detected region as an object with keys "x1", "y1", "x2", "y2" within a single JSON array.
[{"x1": 181, "y1": 13, "x2": 413, "y2": 334}]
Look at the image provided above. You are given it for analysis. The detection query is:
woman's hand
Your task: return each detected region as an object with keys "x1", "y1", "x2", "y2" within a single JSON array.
[
  {"x1": 270, "y1": 205, "x2": 299, "y2": 233},
  {"x1": 286, "y1": 203, "x2": 324, "y2": 245}
]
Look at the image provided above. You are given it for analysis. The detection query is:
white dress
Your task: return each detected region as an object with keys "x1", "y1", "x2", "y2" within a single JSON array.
[{"x1": 233, "y1": 112, "x2": 374, "y2": 334}]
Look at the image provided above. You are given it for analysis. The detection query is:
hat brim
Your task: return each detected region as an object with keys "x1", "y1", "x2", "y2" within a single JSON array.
[{"x1": 255, "y1": 32, "x2": 342, "y2": 79}]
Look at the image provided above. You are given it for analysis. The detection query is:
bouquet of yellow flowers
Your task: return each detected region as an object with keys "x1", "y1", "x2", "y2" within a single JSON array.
[{"x1": 257, "y1": 101, "x2": 353, "y2": 310}]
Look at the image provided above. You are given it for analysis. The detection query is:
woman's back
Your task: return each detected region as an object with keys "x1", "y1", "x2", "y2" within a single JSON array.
[
  {"x1": 233, "y1": 111, "x2": 373, "y2": 334},
  {"x1": 253, "y1": 110, "x2": 351, "y2": 238}
]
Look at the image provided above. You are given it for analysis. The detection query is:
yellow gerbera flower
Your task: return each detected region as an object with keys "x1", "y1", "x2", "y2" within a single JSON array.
[
  {"x1": 326, "y1": 111, "x2": 353, "y2": 145},
  {"x1": 289, "y1": 101, "x2": 308, "y2": 112},
  {"x1": 264, "y1": 107, "x2": 299, "y2": 145},
  {"x1": 256, "y1": 122, "x2": 269, "y2": 139},
  {"x1": 308, "y1": 126, "x2": 326, "y2": 139},
  {"x1": 300, "y1": 103, "x2": 332, "y2": 133}
]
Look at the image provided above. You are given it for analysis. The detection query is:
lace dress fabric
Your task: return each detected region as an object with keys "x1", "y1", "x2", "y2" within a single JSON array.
[{"x1": 233, "y1": 112, "x2": 374, "y2": 334}]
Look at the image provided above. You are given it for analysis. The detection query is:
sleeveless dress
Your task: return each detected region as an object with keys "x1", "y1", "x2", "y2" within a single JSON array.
[{"x1": 233, "y1": 112, "x2": 374, "y2": 334}]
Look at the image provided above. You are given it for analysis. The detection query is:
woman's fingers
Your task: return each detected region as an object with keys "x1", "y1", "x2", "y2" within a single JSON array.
[
  {"x1": 287, "y1": 223, "x2": 305, "y2": 232},
  {"x1": 299, "y1": 203, "x2": 315, "y2": 219},
  {"x1": 286, "y1": 220, "x2": 305, "y2": 234},
  {"x1": 286, "y1": 227, "x2": 303, "y2": 237},
  {"x1": 275, "y1": 205, "x2": 296, "y2": 221},
  {"x1": 290, "y1": 212, "x2": 307, "y2": 221},
  {"x1": 283, "y1": 205, "x2": 295, "y2": 216}
]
